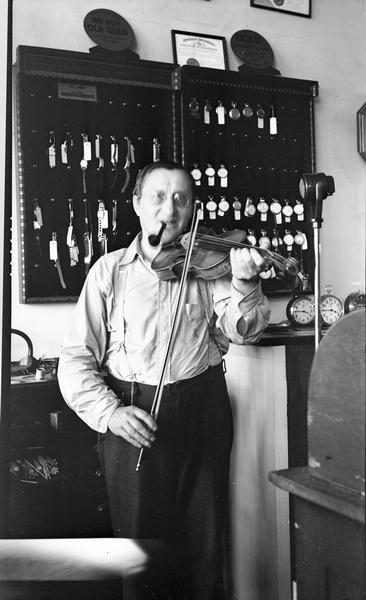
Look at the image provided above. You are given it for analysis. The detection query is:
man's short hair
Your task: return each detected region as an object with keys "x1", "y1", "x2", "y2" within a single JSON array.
[{"x1": 133, "y1": 161, "x2": 195, "y2": 199}]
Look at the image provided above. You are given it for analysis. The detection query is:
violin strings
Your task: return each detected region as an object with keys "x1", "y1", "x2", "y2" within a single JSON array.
[{"x1": 193, "y1": 233, "x2": 288, "y2": 270}]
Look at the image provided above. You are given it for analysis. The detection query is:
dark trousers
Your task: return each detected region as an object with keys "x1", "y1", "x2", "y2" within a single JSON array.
[{"x1": 97, "y1": 364, "x2": 233, "y2": 600}]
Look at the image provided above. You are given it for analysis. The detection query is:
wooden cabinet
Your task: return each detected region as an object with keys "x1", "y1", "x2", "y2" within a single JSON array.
[
  {"x1": 14, "y1": 46, "x2": 179, "y2": 302},
  {"x1": 14, "y1": 45, "x2": 318, "y2": 302},
  {"x1": 8, "y1": 378, "x2": 113, "y2": 538},
  {"x1": 270, "y1": 311, "x2": 365, "y2": 599},
  {"x1": 225, "y1": 333, "x2": 314, "y2": 600}
]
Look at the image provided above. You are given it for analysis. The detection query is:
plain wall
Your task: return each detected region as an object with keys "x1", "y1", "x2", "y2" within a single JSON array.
[{"x1": 11, "y1": 0, "x2": 366, "y2": 358}]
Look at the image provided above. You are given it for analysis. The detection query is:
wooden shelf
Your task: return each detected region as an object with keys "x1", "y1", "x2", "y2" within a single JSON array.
[{"x1": 269, "y1": 466, "x2": 365, "y2": 524}]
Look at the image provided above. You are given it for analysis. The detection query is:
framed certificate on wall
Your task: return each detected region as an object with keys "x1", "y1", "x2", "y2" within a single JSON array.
[
  {"x1": 171, "y1": 30, "x2": 228, "y2": 70},
  {"x1": 250, "y1": 0, "x2": 311, "y2": 18}
]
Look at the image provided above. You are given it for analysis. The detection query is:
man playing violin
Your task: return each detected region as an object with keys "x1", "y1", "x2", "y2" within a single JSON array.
[{"x1": 58, "y1": 161, "x2": 270, "y2": 600}]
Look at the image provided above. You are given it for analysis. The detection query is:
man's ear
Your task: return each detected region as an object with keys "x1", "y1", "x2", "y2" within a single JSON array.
[{"x1": 132, "y1": 194, "x2": 140, "y2": 216}]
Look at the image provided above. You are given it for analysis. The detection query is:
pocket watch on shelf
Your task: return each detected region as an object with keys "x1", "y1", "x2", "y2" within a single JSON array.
[
  {"x1": 286, "y1": 295, "x2": 315, "y2": 328},
  {"x1": 319, "y1": 285, "x2": 344, "y2": 327}
]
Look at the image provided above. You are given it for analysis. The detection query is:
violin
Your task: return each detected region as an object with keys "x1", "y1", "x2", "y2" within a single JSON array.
[
  {"x1": 151, "y1": 227, "x2": 299, "y2": 281},
  {"x1": 136, "y1": 207, "x2": 296, "y2": 471}
]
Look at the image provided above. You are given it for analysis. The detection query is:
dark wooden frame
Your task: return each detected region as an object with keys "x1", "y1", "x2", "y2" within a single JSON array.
[
  {"x1": 357, "y1": 102, "x2": 366, "y2": 161},
  {"x1": 250, "y1": 0, "x2": 311, "y2": 19}
]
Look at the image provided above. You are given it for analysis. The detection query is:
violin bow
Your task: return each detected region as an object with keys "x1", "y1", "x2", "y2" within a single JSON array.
[{"x1": 136, "y1": 201, "x2": 201, "y2": 471}]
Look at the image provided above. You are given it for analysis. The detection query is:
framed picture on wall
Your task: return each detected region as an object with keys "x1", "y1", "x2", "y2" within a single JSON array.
[
  {"x1": 171, "y1": 30, "x2": 228, "y2": 70},
  {"x1": 250, "y1": 0, "x2": 311, "y2": 18}
]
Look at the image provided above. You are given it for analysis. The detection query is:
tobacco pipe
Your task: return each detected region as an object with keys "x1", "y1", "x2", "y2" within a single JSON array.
[{"x1": 148, "y1": 222, "x2": 166, "y2": 246}]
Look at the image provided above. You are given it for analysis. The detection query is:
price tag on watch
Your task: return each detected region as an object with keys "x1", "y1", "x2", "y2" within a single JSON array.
[
  {"x1": 49, "y1": 235, "x2": 58, "y2": 261},
  {"x1": 204, "y1": 100, "x2": 212, "y2": 124},
  {"x1": 95, "y1": 134, "x2": 102, "y2": 159},
  {"x1": 256, "y1": 106, "x2": 265, "y2": 129},
  {"x1": 48, "y1": 145, "x2": 56, "y2": 168},
  {"x1": 216, "y1": 101, "x2": 226, "y2": 125},
  {"x1": 294, "y1": 200, "x2": 304, "y2": 221},
  {"x1": 110, "y1": 136, "x2": 118, "y2": 168},
  {"x1": 205, "y1": 165, "x2": 215, "y2": 187},
  {"x1": 247, "y1": 230, "x2": 257, "y2": 246},
  {"x1": 82, "y1": 134, "x2": 92, "y2": 162},
  {"x1": 270, "y1": 105, "x2": 278, "y2": 135},
  {"x1": 283, "y1": 231, "x2": 294, "y2": 251},
  {"x1": 191, "y1": 165, "x2": 202, "y2": 186},
  {"x1": 282, "y1": 201, "x2": 294, "y2": 223},
  {"x1": 206, "y1": 198, "x2": 217, "y2": 219},
  {"x1": 48, "y1": 131, "x2": 56, "y2": 168},
  {"x1": 61, "y1": 141, "x2": 68, "y2": 164},
  {"x1": 217, "y1": 165, "x2": 228, "y2": 188},
  {"x1": 257, "y1": 198, "x2": 269, "y2": 222},
  {"x1": 233, "y1": 197, "x2": 242, "y2": 221},
  {"x1": 270, "y1": 198, "x2": 282, "y2": 224},
  {"x1": 218, "y1": 197, "x2": 230, "y2": 216}
]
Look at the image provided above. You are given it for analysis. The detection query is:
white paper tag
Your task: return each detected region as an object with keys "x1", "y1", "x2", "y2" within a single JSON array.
[
  {"x1": 83, "y1": 140, "x2": 92, "y2": 161},
  {"x1": 270, "y1": 116, "x2": 278, "y2": 135},
  {"x1": 216, "y1": 106, "x2": 226, "y2": 125},
  {"x1": 49, "y1": 239, "x2": 58, "y2": 261}
]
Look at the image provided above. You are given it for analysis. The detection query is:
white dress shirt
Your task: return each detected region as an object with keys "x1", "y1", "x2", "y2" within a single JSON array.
[{"x1": 58, "y1": 234, "x2": 270, "y2": 432}]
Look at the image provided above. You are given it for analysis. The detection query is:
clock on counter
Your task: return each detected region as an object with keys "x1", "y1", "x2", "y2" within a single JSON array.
[
  {"x1": 286, "y1": 295, "x2": 315, "y2": 328},
  {"x1": 286, "y1": 286, "x2": 365, "y2": 330},
  {"x1": 286, "y1": 285, "x2": 350, "y2": 329}
]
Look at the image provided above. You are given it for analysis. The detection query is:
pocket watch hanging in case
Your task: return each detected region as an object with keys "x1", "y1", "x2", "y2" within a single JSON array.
[
  {"x1": 319, "y1": 285, "x2": 344, "y2": 326},
  {"x1": 286, "y1": 295, "x2": 315, "y2": 328}
]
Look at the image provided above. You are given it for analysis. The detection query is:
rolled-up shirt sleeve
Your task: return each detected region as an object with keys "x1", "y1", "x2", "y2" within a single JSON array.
[
  {"x1": 213, "y1": 274, "x2": 271, "y2": 344},
  {"x1": 58, "y1": 262, "x2": 120, "y2": 433}
]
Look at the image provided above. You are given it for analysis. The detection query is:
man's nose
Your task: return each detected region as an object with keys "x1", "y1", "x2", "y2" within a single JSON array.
[{"x1": 160, "y1": 195, "x2": 177, "y2": 216}]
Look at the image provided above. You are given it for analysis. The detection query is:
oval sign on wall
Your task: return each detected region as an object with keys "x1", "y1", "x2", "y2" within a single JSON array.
[
  {"x1": 231, "y1": 30, "x2": 274, "y2": 69},
  {"x1": 84, "y1": 9, "x2": 134, "y2": 52}
]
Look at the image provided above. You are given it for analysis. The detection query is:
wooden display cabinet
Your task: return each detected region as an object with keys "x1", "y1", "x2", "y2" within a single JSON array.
[{"x1": 14, "y1": 45, "x2": 318, "y2": 302}]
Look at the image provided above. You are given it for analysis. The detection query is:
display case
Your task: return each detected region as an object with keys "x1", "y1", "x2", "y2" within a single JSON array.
[
  {"x1": 14, "y1": 45, "x2": 318, "y2": 302},
  {"x1": 179, "y1": 65, "x2": 318, "y2": 294},
  {"x1": 14, "y1": 45, "x2": 180, "y2": 302}
]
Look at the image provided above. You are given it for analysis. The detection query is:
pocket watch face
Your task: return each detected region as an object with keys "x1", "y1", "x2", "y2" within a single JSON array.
[
  {"x1": 286, "y1": 296, "x2": 315, "y2": 327},
  {"x1": 319, "y1": 293, "x2": 344, "y2": 325}
]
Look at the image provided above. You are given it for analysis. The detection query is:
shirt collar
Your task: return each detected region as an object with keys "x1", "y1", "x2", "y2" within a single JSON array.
[
  {"x1": 119, "y1": 233, "x2": 143, "y2": 266},
  {"x1": 119, "y1": 232, "x2": 163, "y2": 271}
]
